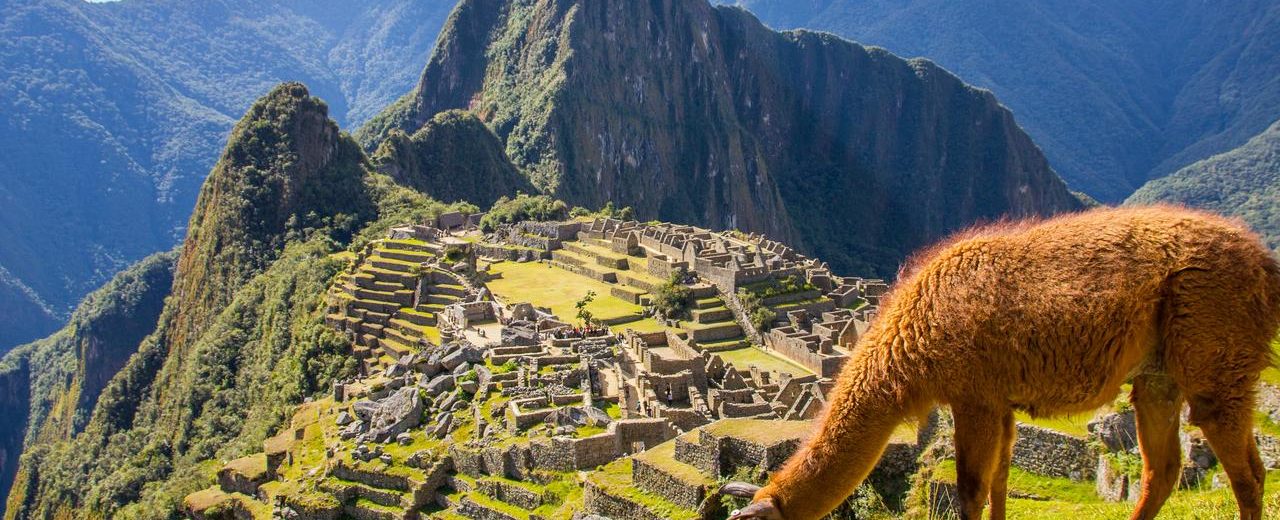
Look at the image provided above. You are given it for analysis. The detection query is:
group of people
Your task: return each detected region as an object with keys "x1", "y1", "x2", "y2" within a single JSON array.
[{"x1": 554, "y1": 324, "x2": 608, "y2": 339}]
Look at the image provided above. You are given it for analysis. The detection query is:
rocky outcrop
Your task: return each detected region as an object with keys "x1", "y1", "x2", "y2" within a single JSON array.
[{"x1": 363, "y1": 0, "x2": 1083, "y2": 277}]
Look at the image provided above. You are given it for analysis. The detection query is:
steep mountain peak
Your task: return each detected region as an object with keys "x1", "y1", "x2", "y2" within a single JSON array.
[
  {"x1": 361, "y1": 0, "x2": 1082, "y2": 277},
  {"x1": 172, "y1": 82, "x2": 373, "y2": 347}
]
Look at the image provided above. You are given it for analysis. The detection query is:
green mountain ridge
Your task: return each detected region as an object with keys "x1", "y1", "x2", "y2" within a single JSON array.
[
  {"x1": 0, "y1": 0, "x2": 457, "y2": 352},
  {"x1": 716, "y1": 0, "x2": 1280, "y2": 203},
  {"x1": 0, "y1": 251, "x2": 176, "y2": 517},
  {"x1": 361, "y1": 0, "x2": 1083, "y2": 277},
  {"x1": 1127, "y1": 119, "x2": 1280, "y2": 250}
]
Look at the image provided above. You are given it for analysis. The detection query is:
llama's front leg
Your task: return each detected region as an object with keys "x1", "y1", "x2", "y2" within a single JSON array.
[
  {"x1": 1130, "y1": 374, "x2": 1184, "y2": 520},
  {"x1": 987, "y1": 409, "x2": 1016, "y2": 520},
  {"x1": 952, "y1": 403, "x2": 1008, "y2": 520}
]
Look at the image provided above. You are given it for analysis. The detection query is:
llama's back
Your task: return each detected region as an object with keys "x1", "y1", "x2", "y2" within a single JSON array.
[{"x1": 883, "y1": 205, "x2": 1280, "y2": 412}]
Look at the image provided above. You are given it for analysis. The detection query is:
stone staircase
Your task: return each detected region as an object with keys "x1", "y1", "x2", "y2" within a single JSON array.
[
  {"x1": 682, "y1": 293, "x2": 748, "y2": 351},
  {"x1": 435, "y1": 472, "x2": 577, "y2": 520},
  {"x1": 582, "y1": 419, "x2": 811, "y2": 520},
  {"x1": 326, "y1": 458, "x2": 440, "y2": 520},
  {"x1": 546, "y1": 237, "x2": 667, "y2": 309},
  {"x1": 327, "y1": 238, "x2": 458, "y2": 374}
]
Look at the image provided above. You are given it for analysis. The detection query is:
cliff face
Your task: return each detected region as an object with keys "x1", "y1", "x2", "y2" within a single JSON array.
[
  {"x1": 0, "y1": 360, "x2": 29, "y2": 518},
  {"x1": 362, "y1": 0, "x2": 1083, "y2": 276},
  {"x1": 0, "y1": 251, "x2": 175, "y2": 518},
  {"x1": 716, "y1": 0, "x2": 1280, "y2": 203}
]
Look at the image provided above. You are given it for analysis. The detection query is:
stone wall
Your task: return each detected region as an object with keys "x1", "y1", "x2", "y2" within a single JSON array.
[
  {"x1": 613, "y1": 418, "x2": 678, "y2": 454},
  {"x1": 457, "y1": 496, "x2": 521, "y2": 520},
  {"x1": 632, "y1": 457, "x2": 705, "y2": 508},
  {"x1": 477, "y1": 478, "x2": 542, "y2": 510},
  {"x1": 583, "y1": 479, "x2": 667, "y2": 520},
  {"x1": 331, "y1": 461, "x2": 412, "y2": 491},
  {"x1": 1011, "y1": 424, "x2": 1097, "y2": 481},
  {"x1": 574, "y1": 432, "x2": 623, "y2": 469}
]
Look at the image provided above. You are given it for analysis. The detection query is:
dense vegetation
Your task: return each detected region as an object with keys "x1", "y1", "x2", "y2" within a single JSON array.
[
  {"x1": 0, "y1": 251, "x2": 176, "y2": 517},
  {"x1": 1127, "y1": 120, "x2": 1280, "y2": 251},
  {"x1": 371, "y1": 110, "x2": 533, "y2": 206},
  {"x1": 0, "y1": 0, "x2": 456, "y2": 353},
  {"x1": 3, "y1": 82, "x2": 475, "y2": 519},
  {"x1": 478, "y1": 194, "x2": 570, "y2": 233},
  {"x1": 652, "y1": 273, "x2": 693, "y2": 320},
  {"x1": 360, "y1": 0, "x2": 1082, "y2": 280},
  {"x1": 717, "y1": 0, "x2": 1280, "y2": 203}
]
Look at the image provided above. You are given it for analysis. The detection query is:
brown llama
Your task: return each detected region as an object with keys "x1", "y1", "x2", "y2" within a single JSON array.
[{"x1": 725, "y1": 206, "x2": 1280, "y2": 520}]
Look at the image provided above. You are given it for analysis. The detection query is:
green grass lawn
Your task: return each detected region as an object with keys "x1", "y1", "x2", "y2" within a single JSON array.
[
  {"x1": 486, "y1": 261, "x2": 644, "y2": 324},
  {"x1": 1261, "y1": 339, "x2": 1280, "y2": 386},
  {"x1": 716, "y1": 346, "x2": 812, "y2": 376},
  {"x1": 930, "y1": 459, "x2": 1280, "y2": 519},
  {"x1": 1015, "y1": 411, "x2": 1097, "y2": 438}
]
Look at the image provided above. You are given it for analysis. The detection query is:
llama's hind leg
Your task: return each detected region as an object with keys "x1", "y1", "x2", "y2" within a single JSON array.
[
  {"x1": 1188, "y1": 395, "x2": 1266, "y2": 520},
  {"x1": 952, "y1": 403, "x2": 1008, "y2": 520},
  {"x1": 1129, "y1": 373, "x2": 1184, "y2": 520},
  {"x1": 987, "y1": 410, "x2": 1016, "y2": 520}
]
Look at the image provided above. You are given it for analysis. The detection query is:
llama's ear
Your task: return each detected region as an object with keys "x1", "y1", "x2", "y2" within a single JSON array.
[{"x1": 719, "y1": 481, "x2": 762, "y2": 498}]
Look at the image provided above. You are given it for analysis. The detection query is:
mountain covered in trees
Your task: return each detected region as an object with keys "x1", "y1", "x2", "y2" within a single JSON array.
[
  {"x1": 1128, "y1": 119, "x2": 1280, "y2": 250},
  {"x1": 0, "y1": 0, "x2": 456, "y2": 352},
  {"x1": 361, "y1": 0, "x2": 1083, "y2": 277},
  {"x1": 717, "y1": 0, "x2": 1280, "y2": 203}
]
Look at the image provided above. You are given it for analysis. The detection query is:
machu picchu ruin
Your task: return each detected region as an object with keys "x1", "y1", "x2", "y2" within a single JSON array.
[{"x1": 182, "y1": 215, "x2": 1280, "y2": 520}]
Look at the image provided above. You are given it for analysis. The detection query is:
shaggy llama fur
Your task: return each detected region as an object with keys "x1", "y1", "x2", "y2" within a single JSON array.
[{"x1": 733, "y1": 206, "x2": 1280, "y2": 520}]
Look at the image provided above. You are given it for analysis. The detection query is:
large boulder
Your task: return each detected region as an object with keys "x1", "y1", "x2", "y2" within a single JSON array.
[
  {"x1": 1088, "y1": 411, "x2": 1138, "y2": 453},
  {"x1": 442, "y1": 348, "x2": 468, "y2": 370},
  {"x1": 365, "y1": 387, "x2": 424, "y2": 443},
  {"x1": 425, "y1": 374, "x2": 455, "y2": 394}
]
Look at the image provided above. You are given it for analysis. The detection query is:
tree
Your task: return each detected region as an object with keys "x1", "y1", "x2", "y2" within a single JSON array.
[
  {"x1": 653, "y1": 271, "x2": 692, "y2": 319},
  {"x1": 575, "y1": 291, "x2": 597, "y2": 326}
]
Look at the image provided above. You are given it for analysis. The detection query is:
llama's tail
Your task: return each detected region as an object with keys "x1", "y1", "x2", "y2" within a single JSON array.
[{"x1": 752, "y1": 344, "x2": 925, "y2": 520}]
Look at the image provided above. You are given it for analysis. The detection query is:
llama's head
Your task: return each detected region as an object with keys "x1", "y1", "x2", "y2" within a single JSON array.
[{"x1": 720, "y1": 482, "x2": 782, "y2": 520}]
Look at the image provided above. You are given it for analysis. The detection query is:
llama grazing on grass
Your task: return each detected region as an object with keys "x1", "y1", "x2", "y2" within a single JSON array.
[{"x1": 725, "y1": 206, "x2": 1280, "y2": 520}]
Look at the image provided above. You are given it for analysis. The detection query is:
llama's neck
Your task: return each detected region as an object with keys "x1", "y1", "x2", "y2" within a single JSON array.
[{"x1": 755, "y1": 334, "x2": 921, "y2": 519}]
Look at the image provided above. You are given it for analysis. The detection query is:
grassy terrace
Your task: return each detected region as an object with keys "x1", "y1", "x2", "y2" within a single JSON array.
[
  {"x1": 487, "y1": 260, "x2": 674, "y2": 330},
  {"x1": 716, "y1": 346, "x2": 811, "y2": 376},
  {"x1": 589, "y1": 459, "x2": 699, "y2": 520},
  {"x1": 701, "y1": 418, "x2": 917, "y2": 445},
  {"x1": 634, "y1": 440, "x2": 713, "y2": 486}
]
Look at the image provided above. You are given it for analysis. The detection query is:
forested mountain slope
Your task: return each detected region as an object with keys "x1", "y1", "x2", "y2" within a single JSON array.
[
  {"x1": 1128, "y1": 120, "x2": 1280, "y2": 251},
  {"x1": 0, "y1": 0, "x2": 455, "y2": 352}
]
